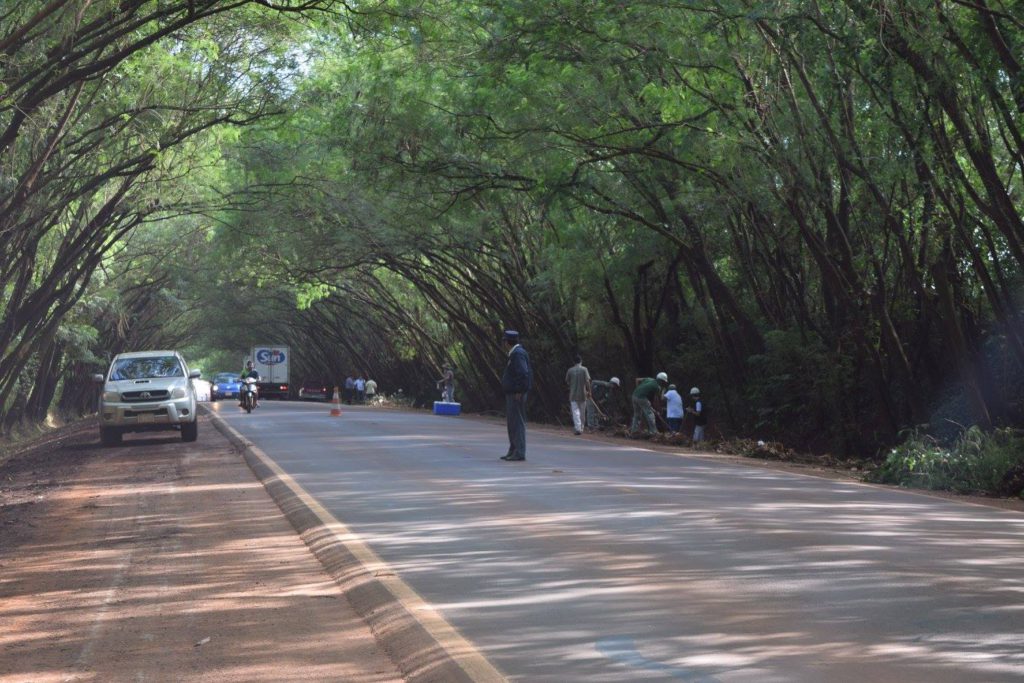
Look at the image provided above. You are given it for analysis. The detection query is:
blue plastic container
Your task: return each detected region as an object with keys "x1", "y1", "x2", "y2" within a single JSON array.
[{"x1": 433, "y1": 401, "x2": 461, "y2": 416}]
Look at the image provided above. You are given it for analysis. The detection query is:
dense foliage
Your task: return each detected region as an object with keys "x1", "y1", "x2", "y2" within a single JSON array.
[
  {"x1": 0, "y1": 0, "x2": 333, "y2": 430},
  {"x1": 2, "y1": 1, "x2": 1023, "y2": 462},
  {"x1": 870, "y1": 427, "x2": 1024, "y2": 496}
]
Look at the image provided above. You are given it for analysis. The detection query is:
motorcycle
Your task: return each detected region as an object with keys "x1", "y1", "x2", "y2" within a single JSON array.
[{"x1": 240, "y1": 377, "x2": 258, "y2": 413}]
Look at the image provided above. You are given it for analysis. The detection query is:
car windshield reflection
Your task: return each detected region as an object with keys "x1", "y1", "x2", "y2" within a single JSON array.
[{"x1": 110, "y1": 356, "x2": 184, "y2": 381}]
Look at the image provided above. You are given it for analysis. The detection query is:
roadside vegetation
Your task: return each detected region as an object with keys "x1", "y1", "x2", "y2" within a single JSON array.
[
  {"x1": 2, "y1": 2, "x2": 1023, "y2": 489},
  {"x1": 869, "y1": 428, "x2": 1024, "y2": 498}
]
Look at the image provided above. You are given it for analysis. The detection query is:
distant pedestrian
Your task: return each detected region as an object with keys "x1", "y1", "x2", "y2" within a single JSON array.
[
  {"x1": 631, "y1": 372, "x2": 669, "y2": 436},
  {"x1": 664, "y1": 384, "x2": 683, "y2": 434},
  {"x1": 565, "y1": 355, "x2": 591, "y2": 435},
  {"x1": 687, "y1": 387, "x2": 707, "y2": 443},
  {"x1": 500, "y1": 330, "x2": 531, "y2": 462},
  {"x1": 354, "y1": 375, "x2": 366, "y2": 404},
  {"x1": 437, "y1": 364, "x2": 455, "y2": 403},
  {"x1": 586, "y1": 377, "x2": 620, "y2": 431},
  {"x1": 343, "y1": 376, "x2": 354, "y2": 405},
  {"x1": 365, "y1": 378, "x2": 377, "y2": 403}
]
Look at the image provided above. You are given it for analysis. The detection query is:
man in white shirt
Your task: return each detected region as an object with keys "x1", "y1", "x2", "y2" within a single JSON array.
[
  {"x1": 565, "y1": 355, "x2": 591, "y2": 435},
  {"x1": 664, "y1": 384, "x2": 683, "y2": 434}
]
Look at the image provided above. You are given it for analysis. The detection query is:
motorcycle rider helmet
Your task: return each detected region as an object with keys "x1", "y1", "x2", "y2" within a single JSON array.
[
  {"x1": 610, "y1": 377, "x2": 620, "y2": 387},
  {"x1": 656, "y1": 372, "x2": 668, "y2": 383}
]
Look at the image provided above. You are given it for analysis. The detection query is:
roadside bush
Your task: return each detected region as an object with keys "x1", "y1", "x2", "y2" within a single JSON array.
[
  {"x1": 743, "y1": 330, "x2": 855, "y2": 453},
  {"x1": 868, "y1": 427, "x2": 1024, "y2": 496}
]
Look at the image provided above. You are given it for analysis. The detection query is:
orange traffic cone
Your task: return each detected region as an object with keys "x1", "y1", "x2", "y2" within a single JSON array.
[{"x1": 329, "y1": 386, "x2": 343, "y2": 417}]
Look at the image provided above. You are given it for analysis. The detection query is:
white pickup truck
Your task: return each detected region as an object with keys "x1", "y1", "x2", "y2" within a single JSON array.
[{"x1": 94, "y1": 350, "x2": 199, "y2": 445}]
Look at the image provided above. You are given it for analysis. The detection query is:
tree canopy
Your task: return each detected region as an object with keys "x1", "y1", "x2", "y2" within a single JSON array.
[{"x1": 2, "y1": 0, "x2": 1022, "y2": 455}]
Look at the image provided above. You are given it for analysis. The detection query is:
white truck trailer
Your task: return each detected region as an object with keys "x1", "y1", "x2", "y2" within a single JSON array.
[{"x1": 251, "y1": 345, "x2": 290, "y2": 399}]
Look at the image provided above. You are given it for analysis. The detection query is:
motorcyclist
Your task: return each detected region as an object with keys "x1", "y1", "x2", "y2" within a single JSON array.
[{"x1": 239, "y1": 360, "x2": 260, "y2": 408}]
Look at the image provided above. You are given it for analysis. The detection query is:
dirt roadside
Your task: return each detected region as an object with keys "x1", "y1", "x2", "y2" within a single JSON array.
[{"x1": 0, "y1": 415, "x2": 404, "y2": 683}]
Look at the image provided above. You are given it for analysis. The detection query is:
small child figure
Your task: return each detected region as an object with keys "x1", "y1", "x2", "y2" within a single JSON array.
[{"x1": 686, "y1": 387, "x2": 707, "y2": 443}]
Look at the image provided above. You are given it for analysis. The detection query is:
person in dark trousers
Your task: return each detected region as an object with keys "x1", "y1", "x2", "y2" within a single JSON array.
[
  {"x1": 664, "y1": 384, "x2": 684, "y2": 434},
  {"x1": 500, "y1": 330, "x2": 531, "y2": 462}
]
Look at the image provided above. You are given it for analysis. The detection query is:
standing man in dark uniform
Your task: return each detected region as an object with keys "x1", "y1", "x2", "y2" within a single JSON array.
[{"x1": 500, "y1": 330, "x2": 531, "y2": 462}]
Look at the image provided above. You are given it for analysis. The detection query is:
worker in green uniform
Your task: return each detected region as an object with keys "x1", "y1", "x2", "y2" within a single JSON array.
[{"x1": 630, "y1": 372, "x2": 668, "y2": 436}]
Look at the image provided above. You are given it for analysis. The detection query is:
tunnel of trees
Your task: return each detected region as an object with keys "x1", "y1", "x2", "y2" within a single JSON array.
[{"x1": 2, "y1": 0, "x2": 1022, "y2": 458}]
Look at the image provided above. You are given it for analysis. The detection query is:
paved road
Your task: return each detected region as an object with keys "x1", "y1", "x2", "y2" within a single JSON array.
[{"x1": 211, "y1": 400, "x2": 1024, "y2": 682}]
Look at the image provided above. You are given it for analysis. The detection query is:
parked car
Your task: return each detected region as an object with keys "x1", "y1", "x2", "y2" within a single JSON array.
[
  {"x1": 211, "y1": 373, "x2": 241, "y2": 401},
  {"x1": 298, "y1": 379, "x2": 332, "y2": 401},
  {"x1": 93, "y1": 350, "x2": 199, "y2": 445},
  {"x1": 192, "y1": 378, "x2": 212, "y2": 402}
]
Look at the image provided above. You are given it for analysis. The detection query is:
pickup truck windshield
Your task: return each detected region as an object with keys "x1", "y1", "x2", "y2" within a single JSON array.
[{"x1": 110, "y1": 356, "x2": 184, "y2": 381}]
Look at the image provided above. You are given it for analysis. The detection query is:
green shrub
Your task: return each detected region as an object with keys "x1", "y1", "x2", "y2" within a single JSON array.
[
  {"x1": 743, "y1": 330, "x2": 855, "y2": 453},
  {"x1": 869, "y1": 427, "x2": 1024, "y2": 496}
]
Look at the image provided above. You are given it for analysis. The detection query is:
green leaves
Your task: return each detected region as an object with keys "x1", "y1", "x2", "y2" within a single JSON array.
[
  {"x1": 294, "y1": 282, "x2": 336, "y2": 310},
  {"x1": 3, "y1": 0, "x2": 1013, "y2": 450},
  {"x1": 870, "y1": 427, "x2": 1024, "y2": 496}
]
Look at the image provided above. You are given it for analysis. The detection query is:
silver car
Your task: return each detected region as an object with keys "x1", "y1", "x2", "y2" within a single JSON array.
[{"x1": 94, "y1": 351, "x2": 199, "y2": 445}]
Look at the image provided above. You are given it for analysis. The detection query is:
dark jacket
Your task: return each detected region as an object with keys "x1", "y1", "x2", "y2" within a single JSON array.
[
  {"x1": 501, "y1": 344, "x2": 532, "y2": 394},
  {"x1": 692, "y1": 399, "x2": 707, "y2": 426}
]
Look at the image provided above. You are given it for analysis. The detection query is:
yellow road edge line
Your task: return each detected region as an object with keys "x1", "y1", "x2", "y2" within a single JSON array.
[{"x1": 206, "y1": 408, "x2": 507, "y2": 682}]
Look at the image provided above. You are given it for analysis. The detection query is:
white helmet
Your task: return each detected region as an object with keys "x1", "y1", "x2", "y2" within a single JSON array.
[
  {"x1": 656, "y1": 372, "x2": 668, "y2": 383},
  {"x1": 690, "y1": 387, "x2": 700, "y2": 396},
  {"x1": 609, "y1": 377, "x2": 620, "y2": 386}
]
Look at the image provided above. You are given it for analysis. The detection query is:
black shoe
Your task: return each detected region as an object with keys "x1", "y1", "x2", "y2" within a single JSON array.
[
  {"x1": 574, "y1": 430, "x2": 582, "y2": 435},
  {"x1": 504, "y1": 455, "x2": 525, "y2": 461}
]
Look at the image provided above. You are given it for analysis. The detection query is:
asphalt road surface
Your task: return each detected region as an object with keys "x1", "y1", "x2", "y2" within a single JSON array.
[{"x1": 211, "y1": 400, "x2": 1024, "y2": 682}]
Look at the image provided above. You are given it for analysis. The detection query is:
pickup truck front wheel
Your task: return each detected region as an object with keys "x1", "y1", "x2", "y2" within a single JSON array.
[{"x1": 181, "y1": 420, "x2": 198, "y2": 442}]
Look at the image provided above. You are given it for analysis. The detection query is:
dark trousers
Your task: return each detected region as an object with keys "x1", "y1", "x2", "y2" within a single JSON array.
[{"x1": 505, "y1": 393, "x2": 527, "y2": 458}]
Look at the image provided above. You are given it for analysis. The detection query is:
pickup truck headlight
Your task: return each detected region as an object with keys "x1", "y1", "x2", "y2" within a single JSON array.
[
  {"x1": 171, "y1": 387, "x2": 187, "y2": 399},
  {"x1": 102, "y1": 391, "x2": 120, "y2": 403}
]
